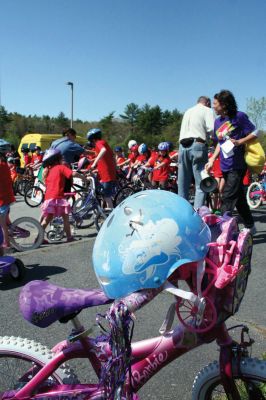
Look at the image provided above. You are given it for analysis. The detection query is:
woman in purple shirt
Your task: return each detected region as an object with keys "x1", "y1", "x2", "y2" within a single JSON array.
[{"x1": 206, "y1": 90, "x2": 257, "y2": 233}]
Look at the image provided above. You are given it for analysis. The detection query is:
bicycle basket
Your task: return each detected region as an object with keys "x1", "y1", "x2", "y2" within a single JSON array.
[
  {"x1": 200, "y1": 209, "x2": 253, "y2": 325},
  {"x1": 214, "y1": 229, "x2": 252, "y2": 324}
]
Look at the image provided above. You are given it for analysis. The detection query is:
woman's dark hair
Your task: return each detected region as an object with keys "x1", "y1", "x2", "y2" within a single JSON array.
[
  {"x1": 62, "y1": 128, "x2": 77, "y2": 137},
  {"x1": 214, "y1": 90, "x2": 238, "y2": 119}
]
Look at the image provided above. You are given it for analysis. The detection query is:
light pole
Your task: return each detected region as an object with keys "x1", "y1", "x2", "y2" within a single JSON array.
[{"x1": 66, "y1": 81, "x2": 74, "y2": 128}]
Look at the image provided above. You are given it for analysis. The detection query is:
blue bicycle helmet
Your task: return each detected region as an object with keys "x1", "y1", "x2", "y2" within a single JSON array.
[
  {"x1": 167, "y1": 141, "x2": 174, "y2": 151},
  {"x1": 114, "y1": 146, "x2": 123, "y2": 152},
  {"x1": 93, "y1": 190, "x2": 211, "y2": 299},
  {"x1": 158, "y1": 142, "x2": 169, "y2": 151},
  {"x1": 138, "y1": 143, "x2": 148, "y2": 154},
  {"x1": 87, "y1": 128, "x2": 102, "y2": 141}
]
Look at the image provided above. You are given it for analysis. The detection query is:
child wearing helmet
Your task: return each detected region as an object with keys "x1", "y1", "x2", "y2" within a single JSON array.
[
  {"x1": 128, "y1": 140, "x2": 137, "y2": 151},
  {"x1": 87, "y1": 128, "x2": 117, "y2": 209},
  {"x1": 6, "y1": 144, "x2": 21, "y2": 167},
  {"x1": 145, "y1": 142, "x2": 171, "y2": 189},
  {"x1": 114, "y1": 146, "x2": 126, "y2": 168},
  {"x1": 0, "y1": 152, "x2": 16, "y2": 249},
  {"x1": 117, "y1": 144, "x2": 139, "y2": 180},
  {"x1": 40, "y1": 149, "x2": 85, "y2": 242},
  {"x1": 21, "y1": 148, "x2": 32, "y2": 166},
  {"x1": 7, "y1": 157, "x2": 18, "y2": 183},
  {"x1": 127, "y1": 144, "x2": 139, "y2": 166},
  {"x1": 132, "y1": 143, "x2": 151, "y2": 170},
  {"x1": 31, "y1": 146, "x2": 43, "y2": 165}
]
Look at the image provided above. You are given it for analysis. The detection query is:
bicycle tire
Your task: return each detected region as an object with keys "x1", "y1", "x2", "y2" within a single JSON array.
[
  {"x1": 72, "y1": 196, "x2": 95, "y2": 229},
  {"x1": 192, "y1": 358, "x2": 266, "y2": 399},
  {"x1": 47, "y1": 229, "x2": 65, "y2": 242},
  {"x1": 247, "y1": 182, "x2": 263, "y2": 209},
  {"x1": 75, "y1": 214, "x2": 95, "y2": 229},
  {"x1": 0, "y1": 336, "x2": 78, "y2": 393},
  {"x1": 24, "y1": 186, "x2": 44, "y2": 208},
  {"x1": 24, "y1": 180, "x2": 34, "y2": 194},
  {"x1": 9, "y1": 217, "x2": 44, "y2": 252},
  {"x1": 16, "y1": 179, "x2": 28, "y2": 196},
  {"x1": 9, "y1": 259, "x2": 26, "y2": 281},
  {"x1": 113, "y1": 185, "x2": 136, "y2": 207}
]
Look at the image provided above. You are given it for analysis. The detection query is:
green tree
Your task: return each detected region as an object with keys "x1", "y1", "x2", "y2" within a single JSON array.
[
  {"x1": 99, "y1": 112, "x2": 115, "y2": 141},
  {"x1": 0, "y1": 106, "x2": 12, "y2": 137},
  {"x1": 136, "y1": 104, "x2": 163, "y2": 142},
  {"x1": 246, "y1": 97, "x2": 266, "y2": 129},
  {"x1": 55, "y1": 112, "x2": 69, "y2": 131},
  {"x1": 119, "y1": 103, "x2": 140, "y2": 134}
]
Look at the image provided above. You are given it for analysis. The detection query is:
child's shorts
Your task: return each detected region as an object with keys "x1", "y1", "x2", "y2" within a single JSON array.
[
  {"x1": 102, "y1": 181, "x2": 116, "y2": 197},
  {"x1": 41, "y1": 199, "x2": 71, "y2": 217},
  {"x1": 0, "y1": 205, "x2": 10, "y2": 217}
]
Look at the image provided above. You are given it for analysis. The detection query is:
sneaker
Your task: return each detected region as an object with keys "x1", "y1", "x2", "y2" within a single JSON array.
[{"x1": 66, "y1": 237, "x2": 76, "y2": 243}]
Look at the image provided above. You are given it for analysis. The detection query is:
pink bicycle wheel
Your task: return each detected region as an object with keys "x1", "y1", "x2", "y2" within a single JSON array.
[{"x1": 175, "y1": 296, "x2": 217, "y2": 333}]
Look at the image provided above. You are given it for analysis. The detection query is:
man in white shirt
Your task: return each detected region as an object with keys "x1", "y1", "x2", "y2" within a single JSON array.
[{"x1": 178, "y1": 96, "x2": 215, "y2": 209}]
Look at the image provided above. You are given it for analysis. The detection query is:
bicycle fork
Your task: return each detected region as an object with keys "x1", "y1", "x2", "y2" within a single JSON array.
[
  {"x1": 219, "y1": 343, "x2": 242, "y2": 400},
  {"x1": 218, "y1": 324, "x2": 256, "y2": 400}
]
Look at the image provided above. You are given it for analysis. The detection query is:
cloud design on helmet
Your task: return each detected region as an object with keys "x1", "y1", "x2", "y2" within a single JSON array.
[{"x1": 119, "y1": 218, "x2": 182, "y2": 282}]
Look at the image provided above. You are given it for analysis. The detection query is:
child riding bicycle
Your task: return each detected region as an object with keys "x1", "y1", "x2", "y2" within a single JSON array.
[
  {"x1": 40, "y1": 149, "x2": 86, "y2": 243},
  {"x1": 0, "y1": 150, "x2": 16, "y2": 250},
  {"x1": 145, "y1": 142, "x2": 171, "y2": 189}
]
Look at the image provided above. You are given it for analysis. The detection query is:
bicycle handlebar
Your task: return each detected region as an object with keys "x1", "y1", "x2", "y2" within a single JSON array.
[{"x1": 121, "y1": 287, "x2": 162, "y2": 313}]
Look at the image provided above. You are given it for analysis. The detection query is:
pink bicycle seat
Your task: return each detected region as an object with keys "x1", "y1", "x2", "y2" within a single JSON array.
[{"x1": 19, "y1": 280, "x2": 113, "y2": 328}]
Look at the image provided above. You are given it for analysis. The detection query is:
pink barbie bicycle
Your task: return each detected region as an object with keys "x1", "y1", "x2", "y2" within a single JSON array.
[
  {"x1": 0, "y1": 213, "x2": 266, "y2": 399},
  {"x1": 246, "y1": 174, "x2": 266, "y2": 209}
]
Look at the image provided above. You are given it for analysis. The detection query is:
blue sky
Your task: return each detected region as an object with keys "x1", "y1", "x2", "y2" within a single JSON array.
[{"x1": 1, "y1": 0, "x2": 265, "y2": 122}]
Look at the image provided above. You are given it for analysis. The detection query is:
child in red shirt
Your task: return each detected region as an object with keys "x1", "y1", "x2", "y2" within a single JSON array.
[
  {"x1": 40, "y1": 149, "x2": 84, "y2": 242},
  {"x1": 87, "y1": 128, "x2": 117, "y2": 209},
  {"x1": 114, "y1": 146, "x2": 126, "y2": 167},
  {"x1": 7, "y1": 158, "x2": 18, "y2": 183},
  {"x1": 31, "y1": 146, "x2": 43, "y2": 165},
  {"x1": 0, "y1": 153, "x2": 16, "y2": 248},
  {"x1": 21, "y1": 148, "x2": 32, "y2": 166},
  {"x1": 132, "y1": 143, "x2": 151, "y2": 169},
  {"x1": 209, "y1": 152, "x2": 225, "y2": 211},
  {"x1": 146, "y1": 142, "x2": 171, "y2": 189}
]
